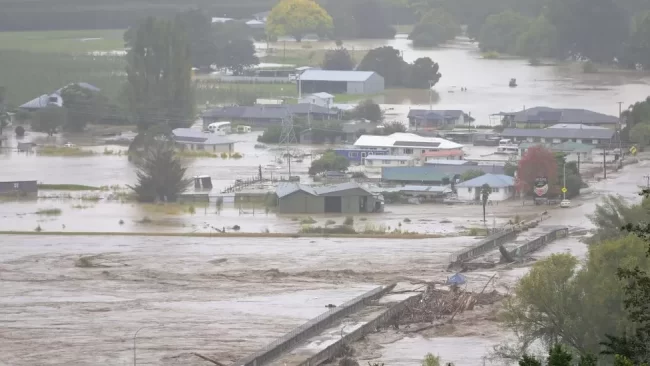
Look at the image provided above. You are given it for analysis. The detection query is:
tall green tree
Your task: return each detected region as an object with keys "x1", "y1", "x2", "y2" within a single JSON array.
[
  {"x1": 0, "y1": 86, "x2": 9, "y2": 135},
  {"x1": 515, "y1": 15, "x2": 558, "y2": 59},
  {"x1": 31, "y1": 106, "x2": 66, "y2": 136},
  {"x1": 125, "y1": 16, "x2": 195, "y2": 132},
  {"x1": 408, "y1": 8, "x2": 461, "y2": 47},
  {"x1": 478, "y1": 10, "x2": 531, "y2": 54},
  {"x1": 547, "y1": 0, "x2": 628, "y2": 63},
  {"x1": 174, "y1": 9, "x2": 218, "y2": 70},
  {"x1": 309, "y1": 150, "x2": 349, "y2": 175},
  {"x1": 357, "y1": 46, "x2": 409, "y2": 87},
  {"x1": 266, "y1": 0, "x2": 334, "y2": 41},
  {"x1": 60, "y1": 83, "x2": 108, "y2": 132},
  {"x1": 213, "y1": 20, "x2": 259, "y2": 74},
  {"x1": 623, "y1": 12, "x2": 650, "y2": 69},
  {"x1": 480, "y1": 183, "x2": 491, "y2": 222},
  {"x1": 129, "y1": 140, "x2": 191, "y2": 203},
  {"x1": 322, "y1": 48, "x2": 356, "y2": 70},
  {"x1": 406, "y1": 57, "x2": 442, "y2": 89}
]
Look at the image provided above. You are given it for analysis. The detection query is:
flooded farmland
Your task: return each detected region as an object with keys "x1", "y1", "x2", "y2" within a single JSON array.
[{"x1": 2, "y1": 36, "x2": 650, "y2": 365}]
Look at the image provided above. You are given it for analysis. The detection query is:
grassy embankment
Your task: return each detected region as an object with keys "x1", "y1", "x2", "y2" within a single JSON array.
[
  {"x1": 38, "y1": 184, "x2": 101, "y2": 190},
  {"x1": 0, "y1": 230, "x2": 444, "y2": 239},
  {"x1": 37, "y1": 146, "x2": 95, "y2": 156}
]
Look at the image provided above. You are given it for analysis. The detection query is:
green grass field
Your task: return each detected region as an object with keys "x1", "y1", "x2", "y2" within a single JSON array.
[
  {"x1": 0, "y1": 29, "x2": 126, "y2": 53},
  {"x1": 261, "y1": 48, "x2": 369, "y2": 67}
]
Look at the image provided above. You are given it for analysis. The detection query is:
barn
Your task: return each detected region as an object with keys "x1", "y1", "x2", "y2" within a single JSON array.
[
  {"x1": 298, "y1": 70, "x2": 385, "y2": 95},
  {"x1": 276, "y1": 182, "x2": 383, "y2": 214}
]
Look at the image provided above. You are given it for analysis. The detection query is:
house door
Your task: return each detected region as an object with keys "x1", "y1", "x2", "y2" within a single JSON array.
[
  {"x1": 324, "y1": 196, "x2": 342, "y2": 213},
  {"x1": 360, "y1": 196, "x2": 368, "y2": 212}
]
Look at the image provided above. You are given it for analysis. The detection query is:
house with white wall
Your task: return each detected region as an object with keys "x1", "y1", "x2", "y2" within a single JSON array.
[
  {"x1": 363, "y1": 155, "x2": 415, "y2": 170},
  {"x1": 299, "y1": 92, "x2": 334, "y2": 109},
  {"x1": 456, "y1": 174, "x2": 515, "y2": 202}
]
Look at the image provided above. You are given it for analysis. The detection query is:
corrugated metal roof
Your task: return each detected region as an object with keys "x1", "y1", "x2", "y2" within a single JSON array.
[
  {"x1": 299, "y1": 70, "x2": 378, "y2": 82},
  {"x1": 172, "y1": 128, "x2": 233, "y2": 145},
  {"x1": 354, "y1": 133, "x2": 463, "y2": 150},
  {"x1": 382, "y1": 165, "x2": 505, "y2": 182},
  {"x1": 407, "y1": 109, "x2": 464, "y2": 119},
  {"x1": 424, "y1": 159, "x2": 473, "y2": 165},
  {"x1": 510, "y1": 107, "x2": 619, "y2": 125},
  {"x1": 276, "y1": 182, "x2": 371, "y2": 197},
  {"x1": 501, "y1": 127, "x2": 614, "y2": 140},
  {"x1": 456, "y1": 174, "x2": 514, "y2": 188}
]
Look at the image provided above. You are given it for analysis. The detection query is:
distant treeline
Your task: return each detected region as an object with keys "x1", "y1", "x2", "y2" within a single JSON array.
[
  {"x1": 0, "y1": 0, "x2": 274, "y2": 31},
  {"x1": 0, "y1": 0, "x2": 416, "y2": 32}
]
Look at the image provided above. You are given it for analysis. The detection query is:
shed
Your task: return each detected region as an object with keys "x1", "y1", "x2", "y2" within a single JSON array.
[
  {"x1": 276, "y1": 182, "x2": 383, "y2": 214},
  {"x1": 172, "y1": 128, "x2": 234, "y2": 153},
  {"x1": 0, "y1": 180, "x2": 38, "y2": 197},
  {"x1": 298, "y1": 70, "x2": 385, "y2": 95},
  {"x1": 456, "y1": 174, "x2": 515, "y2": 201}
]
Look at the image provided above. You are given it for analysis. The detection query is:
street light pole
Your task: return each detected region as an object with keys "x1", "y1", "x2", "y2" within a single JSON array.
[{"x1": 563, "y1": 163, "x2": 566, "y2": 200}]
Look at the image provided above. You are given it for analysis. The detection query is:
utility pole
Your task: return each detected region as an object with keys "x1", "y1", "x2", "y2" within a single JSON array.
[
  {"x1": 644, "y1": 175, "x2": 650, "y2": 188},
  {"x1": 428, "y1": 81, "x2": 434, "y2": 110},
  {"x1": 563, "y1": 163, "x2": 566, "y2": 200},
  {"x1": 617, "y1": 101, "x2": 623, "y2": 159},
  {"x1": 603, "y1": 149, "x2": 607, "y2": 179}
]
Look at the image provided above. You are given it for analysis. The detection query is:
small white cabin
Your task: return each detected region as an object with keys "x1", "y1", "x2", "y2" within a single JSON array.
[{"x1": 207, "y1": 121, "x2": 232, "y2": 135}]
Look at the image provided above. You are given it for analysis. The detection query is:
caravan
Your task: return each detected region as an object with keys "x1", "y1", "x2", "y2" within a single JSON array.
[{"x1": 207, "y1": 122, "x2": 232, "y2": 135}]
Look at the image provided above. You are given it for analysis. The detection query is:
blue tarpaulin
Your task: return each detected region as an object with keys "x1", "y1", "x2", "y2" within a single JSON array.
[{"x1": 446, "y1": 273, "x2": 467, "y2": 286}]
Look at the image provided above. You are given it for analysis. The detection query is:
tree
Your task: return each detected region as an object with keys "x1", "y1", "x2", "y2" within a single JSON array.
[
  {"x1": 213, "y1": 20, "x2": 259, "y2": 74},
  {"x1": 547, "y1": 344, "x2": 572, "y2": 366},
  {"x1": 479, "y1": 10, "x2": 531, "y2": 55},
  {"x1": 266, "y1": 0, "x2": 334, "y2": 42},
  {"x1": 125, "y1": 16, "x2": 195, "y2": 132},
  {"x1": 603, "y1": 190, "x2": 650, "y2": 364},
  {"x1": 0, "y1": 86, "x2": 8, "y2": 135},
  {"x1": 502, "y1": 235, "x2": 650, "y2": 356},
  {"x1": 519, "y1": 355, "x2": 542, "y2": 366},
  {"x1": 587, "y1": 194, "x2": 650, "y2": 244},
  {"x1": 480, "y1": 183, "x2": 491, "y2": 223},
  {"x1": 14, "y1": 125, "x2": 25, "y2": 137},
  {"x1": 357, "y1": 46, "x2": 408, "y2": 87},
  {"x1": 309, "y1": 150, "x2": 349, "y2": 175},
  {"x1": 60, "y1": 83, "x2": 107, "y2": 132},
  {"x1": 405, "y1": 57, "x2": 442, "y2": 89},
  {"x1": 515, "y1": 146, "x2": 559, "y2": 197},
  {"x1": 322, "y1": 48, "x2": 355, "y2": 70},
  {"x1": 623, "y1": 12, "x2": 650, "y2": 69},
  {"x1": 630, "y1": 123, "x2": 650, "y2": 148},
  {"x1": 423, "y1": 353, "x2": 441, "y2": 366},
  {"x1": 546, "y1": 0, "x2": 628, "y2": 63},
  {"x1": 31, "y1": 106, "x2": 66, "y2": 136},
  {"x1": 348, "y1": 100, "x2": 383, "y2": 122},
  {"x1": 515, "y1": 16, "x2": 558, "y2": 59},
  {"x1": 172, "y1": 9, "x2": 218, "y2": 70},
  {"x1": 409, "y1": 9, "x2": 461, "y2": 47},
  {"x1": 324, "y1": 0, "x2": 396, "y2": 40},
  {"x1": 461, "y1": 169, "x2": 485, "y2": 181},
  {"x1": 129, "y1": 141, "x2": 191, "y2": 202}
]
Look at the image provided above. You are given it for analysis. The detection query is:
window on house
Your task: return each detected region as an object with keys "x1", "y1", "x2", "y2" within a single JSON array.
[
  {"x1": 349, "y1": 152, "x2": 358, "y2": 158},
  {"x1": 493, "y1": 188, "x2": 499, "y2": 193},
  {"x1": 196, "y1": 144, "x2": 205, "y2": 151},
  {"x1": 592, "y1": 139, "x2": 598, "y2": 144},
  {"x1": 403, "y1": 148, "x2": 413, "y2": 154},
  {"x1": 468, "y1": 187, "x2": 472, "y2": 192},
  {"x1": 367, "y1": 160, "x2": 373, "y2": 165},
  {"x1": 400, "y1": 161, "x2": 406, "y2": 165},
  {"x1": 422, "y1": 149, "x2": 426, "y2": 154},
  {"x1": 361, "y1": 152, "x2": 367, "y2": 157}
]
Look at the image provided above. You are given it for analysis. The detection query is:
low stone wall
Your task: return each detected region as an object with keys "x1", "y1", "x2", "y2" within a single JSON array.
[
  {"x1": 234, "y1": 283, "x2": 397, "y2": 366},
  {"x1": 507, "y1": 227, "x2": 569, "y2": 259},
  {"x1": 297, "y1": 293, "x2": 424, "y2": 366},
  {"x1": 449, "y1": 217, "x2": 546, "y2": 265}
]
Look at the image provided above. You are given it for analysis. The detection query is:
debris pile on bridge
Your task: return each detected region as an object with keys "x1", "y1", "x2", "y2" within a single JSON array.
[{"x1": 397, "y1": 284, "x2": 504, "y2": 325}]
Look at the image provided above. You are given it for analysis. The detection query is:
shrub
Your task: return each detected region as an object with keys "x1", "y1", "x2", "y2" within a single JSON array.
[
  {"x1": 231, "y1": 152, "x2": 243, "y2": 159},
  {"x1": 343, "y1": 216, "x2": 354, "y2": 226},
  {"x1": 188, "y1": 205, "x2": 196, "y2": 214},
  {"x1": 582, "y1": 61, "x2": 598, "y2": 73},
  {"x1": 220, "y1": 152, "x2": 228, "y2": 159},
  {"x1": 300, "y1": 217, "x2": 317, "y2": 224},
  {"x1": 403, "y1": 218, "x2": 411, "y2": 223},
  {"x1": 36, "y1": 208, "x2": 62, "y2": 215},
  {"x1": 325, "y1": 219, "x2": 336, "y2": 226}
]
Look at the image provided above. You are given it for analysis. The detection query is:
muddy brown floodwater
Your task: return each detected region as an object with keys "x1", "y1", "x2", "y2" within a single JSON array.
[{"x1": 1, "y1": 162, "x2": 648, "y2": 365}]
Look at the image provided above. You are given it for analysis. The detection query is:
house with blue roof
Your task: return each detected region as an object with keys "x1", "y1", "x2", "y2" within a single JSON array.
[{"x1": 456, "y1": 173, "x2": 515, "y2": 202}]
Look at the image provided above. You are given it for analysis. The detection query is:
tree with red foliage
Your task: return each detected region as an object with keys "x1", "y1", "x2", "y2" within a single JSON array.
[{"x1": 515, "y1": 145, "x2": 559, "y2": 197}]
